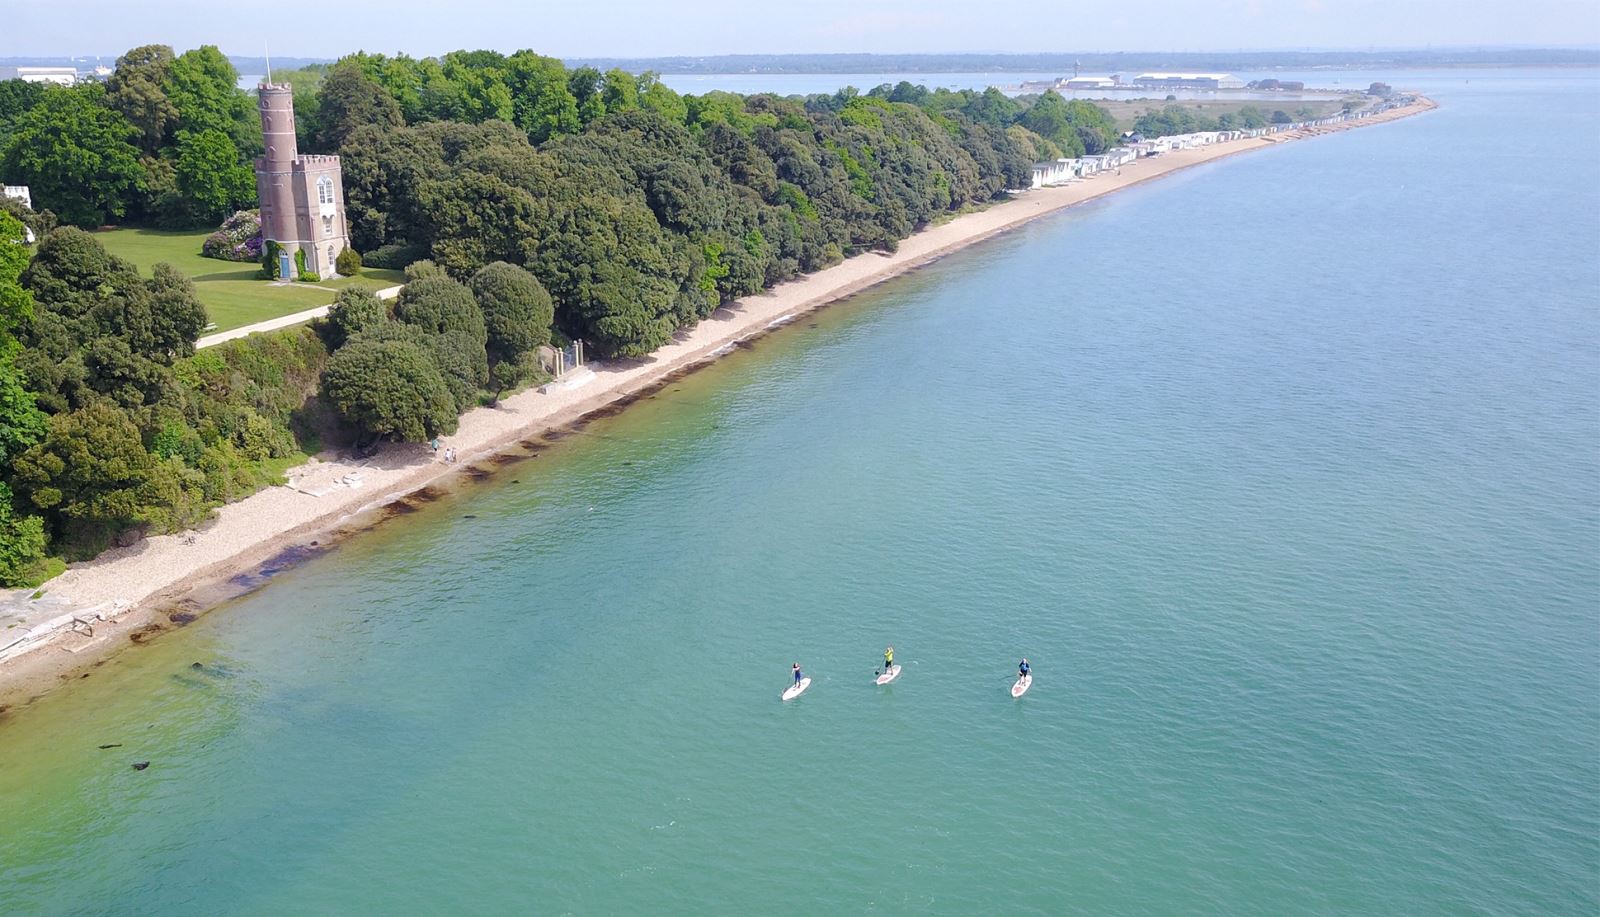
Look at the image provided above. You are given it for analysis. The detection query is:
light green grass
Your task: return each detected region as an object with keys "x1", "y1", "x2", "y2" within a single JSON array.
[{"x1": 92, "y1": 228, "x2": 404, "y2": 332}]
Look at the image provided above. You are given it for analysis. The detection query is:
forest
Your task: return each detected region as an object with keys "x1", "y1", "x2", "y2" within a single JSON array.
[{"x1": 0, "y1": 46, "x2": 1125, "y2": 585}]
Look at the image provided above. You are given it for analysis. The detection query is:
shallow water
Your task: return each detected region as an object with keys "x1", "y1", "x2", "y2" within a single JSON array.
[{"x1": 3, "y1": 70, "x2": 1597, "y2": 914}]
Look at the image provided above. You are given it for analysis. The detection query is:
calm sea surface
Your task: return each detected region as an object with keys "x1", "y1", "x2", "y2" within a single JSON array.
[{"x1": 4, "y1": 70, "x2": 1597, "y2": 914}]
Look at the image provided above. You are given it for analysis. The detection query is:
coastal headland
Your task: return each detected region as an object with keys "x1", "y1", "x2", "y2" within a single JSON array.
[{"x1": 0, "y1": 95, "x2": 1436, "y2": 714}]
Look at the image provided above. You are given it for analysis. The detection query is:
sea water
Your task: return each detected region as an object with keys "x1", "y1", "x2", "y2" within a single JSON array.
[{"x1": 2, "y1": 70, "x2": 1596, "y2": 914}]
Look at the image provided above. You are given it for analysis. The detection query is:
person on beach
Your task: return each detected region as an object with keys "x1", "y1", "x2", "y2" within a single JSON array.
[
  {"x1": 793, "y1": 663, "x2": 804, "y2": 686},
  {"x1": 883, "y1": 645, "x2": 894, "y2": 672},
  {"x1": 1018, "y1": 658, "x2": 1030, "y2": 680},
  {"x1": 430, "y1": 437, "x2": 439, "y2": 453}
]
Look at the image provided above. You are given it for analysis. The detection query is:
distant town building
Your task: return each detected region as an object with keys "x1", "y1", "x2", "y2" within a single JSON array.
[
  {"x1": 1132, "y1": 72, "x2": 1245, "y2": 90},
  {"x1": 253, "y1": 82, "x2": 349, "y2": 281},
  {"x1": 0, "y1": 66, "x2": 78, "y2": 85}
]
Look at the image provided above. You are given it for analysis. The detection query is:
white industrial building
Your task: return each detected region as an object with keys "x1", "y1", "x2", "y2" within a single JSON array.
[
  {"x1": 0, "y1": 66, "x2": 78, "y2": 85},
  {"x1": 1064, "y1": 76, "x2": 1117, "y2": 90}
]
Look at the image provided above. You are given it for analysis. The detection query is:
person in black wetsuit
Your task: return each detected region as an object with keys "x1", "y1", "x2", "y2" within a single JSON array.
[{"x1": 1018, "y1": 658, "x2": 1031, "y2": 680}]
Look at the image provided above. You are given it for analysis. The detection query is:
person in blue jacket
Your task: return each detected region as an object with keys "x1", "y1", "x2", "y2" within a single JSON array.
[{"x1": 1018, "y1": 658, "x2": 1031, "y2": 679}]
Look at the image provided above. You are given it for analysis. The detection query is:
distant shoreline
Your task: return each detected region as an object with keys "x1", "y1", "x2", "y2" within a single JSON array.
[{"x1": 0, "y1": 95, "x2": 1437, "y2": 717}]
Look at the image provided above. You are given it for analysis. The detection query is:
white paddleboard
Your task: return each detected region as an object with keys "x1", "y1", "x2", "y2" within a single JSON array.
[
  {"x1": 1011, "y1": 674, "x2": 1032, "y2": 698},
  {"x1": 782, "y1": 677, "x2": 812, "y2": 701},
  {"x1": 875, "y1": 664, "x2": 902, "y2": 685}
]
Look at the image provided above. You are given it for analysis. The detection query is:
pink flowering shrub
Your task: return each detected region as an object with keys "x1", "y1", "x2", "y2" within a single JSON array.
[{"x1": 202, "y1": 210, "x2": 264, "y2": 262}]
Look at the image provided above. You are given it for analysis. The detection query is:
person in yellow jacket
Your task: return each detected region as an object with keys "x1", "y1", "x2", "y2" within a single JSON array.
[{"x1": 883, "y1": 644, "x2": 894, "y2": 672}]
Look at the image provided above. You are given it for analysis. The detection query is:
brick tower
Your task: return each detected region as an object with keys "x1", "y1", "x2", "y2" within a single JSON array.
[{"x1": 254, "y1": 83, "x2": 350, "y2": 280}]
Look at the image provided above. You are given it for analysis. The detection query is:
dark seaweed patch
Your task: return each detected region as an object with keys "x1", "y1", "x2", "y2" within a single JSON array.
[
  {"x1": 228, "y1": 543, "x2": 328, "y2": 591},
  {"x1": 129, "y1": 623, "x2": 164, "y2": 644},
  {"x1": 168, "y1": 612, "x2": 198, "y2": 626}
]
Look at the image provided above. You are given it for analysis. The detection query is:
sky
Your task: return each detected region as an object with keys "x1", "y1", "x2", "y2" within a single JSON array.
[{"x1": 6, "y1": 0, "x2": 1599, "y2": 60}]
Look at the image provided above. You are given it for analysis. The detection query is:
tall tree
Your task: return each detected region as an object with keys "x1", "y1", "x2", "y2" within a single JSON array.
[
  {"x1": 106, "y1": 44, "x2": 178, "y2": 154},
  {"x1": 174, "y1": 128, "x2": 255, "y2": 223},
  {"x1": 505, "y1": 51, "x2": 579, "y2": 142},
  {"x1": 315, "y1": 62, "x2": 403, "y2": 152},
  {"x1": 166, "y1": 46, "x2": 254, "y2": 148},
  {"x1": 469, "y1": 261, "x2": 553, "y2": 367},
  {"x1": 0, "y1": 85, "x2": 145, "y2": 227}
]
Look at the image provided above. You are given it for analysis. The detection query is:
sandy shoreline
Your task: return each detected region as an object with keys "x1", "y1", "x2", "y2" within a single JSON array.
[{"x1": 0, "y1": 96, "x2": 1436, "y2": 713}]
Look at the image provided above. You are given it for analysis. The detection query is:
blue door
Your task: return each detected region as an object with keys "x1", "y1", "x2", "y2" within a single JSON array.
[{"x1": 279, "y1": 252, "x2": 293, "y2": 280}]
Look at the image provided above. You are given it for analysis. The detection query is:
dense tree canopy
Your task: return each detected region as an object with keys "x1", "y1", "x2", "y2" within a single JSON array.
[
  {"x1": 321, "y1": 331, "x2": 458, "y2": 443},
  {"x1": 1, "y1": 85, "x2": 146, "y2": 227},
  {"x1": 470, "y1": 260, "x2": 553, "y2": 367}
]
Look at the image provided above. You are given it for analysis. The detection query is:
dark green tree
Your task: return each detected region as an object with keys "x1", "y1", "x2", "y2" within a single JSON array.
[
  {"x1": 323, "y1": 285, "x2": 387, "y2": 348},
  {"x1": 393, "y1": 273, "x2": 487, "y2": 344},
  {"x1": 0, "y1": 85, "x2": 145, "y2": 227},
  {"x1": 11, "y1": 400, "x2": 155, "y2": 537},
  {"x1": 469, "y1": 261, "x2": 553, "y2": 366},
  {"x1": 315, "y1": 62, "x2": 403, "y2": 151},
  {"x1": 321, "y1": 332, "x2": 458, "y2": 442},
  {"x1": 105, "y1": 44, "x2": 178, "y2": 154}
]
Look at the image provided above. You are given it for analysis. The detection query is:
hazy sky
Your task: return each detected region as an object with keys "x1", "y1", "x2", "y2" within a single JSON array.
[{"x1": 8, "y1": 0, "x2": 1599, "y2": 59}]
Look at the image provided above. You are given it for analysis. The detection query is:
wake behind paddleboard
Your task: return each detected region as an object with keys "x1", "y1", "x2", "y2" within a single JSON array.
[
  {"x1": 782, "y1": 677, "x2": 812, "y2": 701},
  {"x1": 875, "y1": 664, "x2": 902, "y2": 685},
  {"x1": 1011, "y1": 674, "x2": 1032, "y2": 698}
]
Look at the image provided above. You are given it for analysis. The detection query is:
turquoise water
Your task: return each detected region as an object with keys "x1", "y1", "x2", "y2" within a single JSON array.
[{"x1": 3, "y1": 71, "x2": 1597, "y2": 914}]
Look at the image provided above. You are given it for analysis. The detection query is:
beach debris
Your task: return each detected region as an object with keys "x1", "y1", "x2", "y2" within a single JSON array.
[
  {"x1": 98, "y1": 743, "x2": 122, "y2": 749},
  {"x1": 190, "y1": 662, "x2": 203, "y2": 669},
  {"x1": 131, "y1": 761, "x2": 149, "y2": 771},
  {"x1": 463, "y1": 515, "x2": 477, "y2": 519}
]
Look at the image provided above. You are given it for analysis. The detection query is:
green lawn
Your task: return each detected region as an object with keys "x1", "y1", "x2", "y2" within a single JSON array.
[{"x1": 92, "y1": 228, "x2": 405, "y2": 332}]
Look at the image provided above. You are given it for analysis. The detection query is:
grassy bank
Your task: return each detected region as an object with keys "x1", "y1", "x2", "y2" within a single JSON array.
[{"x1": 92, "y1": 228, "x2": 404, "y2": 331}]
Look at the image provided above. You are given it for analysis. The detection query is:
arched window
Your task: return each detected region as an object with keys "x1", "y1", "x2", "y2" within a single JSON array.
[
  {"x1": 322, "y1": 215, "x2": 333, "y2": 237},
  {"x1": 328, "y1": 245, "x2": 336, "y2": 266},
  {"x1": 317, "y1": 175, "x2": 334, "y2": 205}
]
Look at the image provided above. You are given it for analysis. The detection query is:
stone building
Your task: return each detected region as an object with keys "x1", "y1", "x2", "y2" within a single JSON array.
[{"x1": 254, "y1": 82, "x2": 349, "y2": 280}]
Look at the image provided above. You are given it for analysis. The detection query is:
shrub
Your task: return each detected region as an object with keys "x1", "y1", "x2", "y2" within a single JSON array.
[
  {"x1": 335, "y1": 247, "x2": 362, "y2": 276},
  {"x1": 202, "y1": 210, "x2": 264, "y2": 263},
  {"x1": 362, "y1": 241, "x2": 427, "y2": 270}
]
